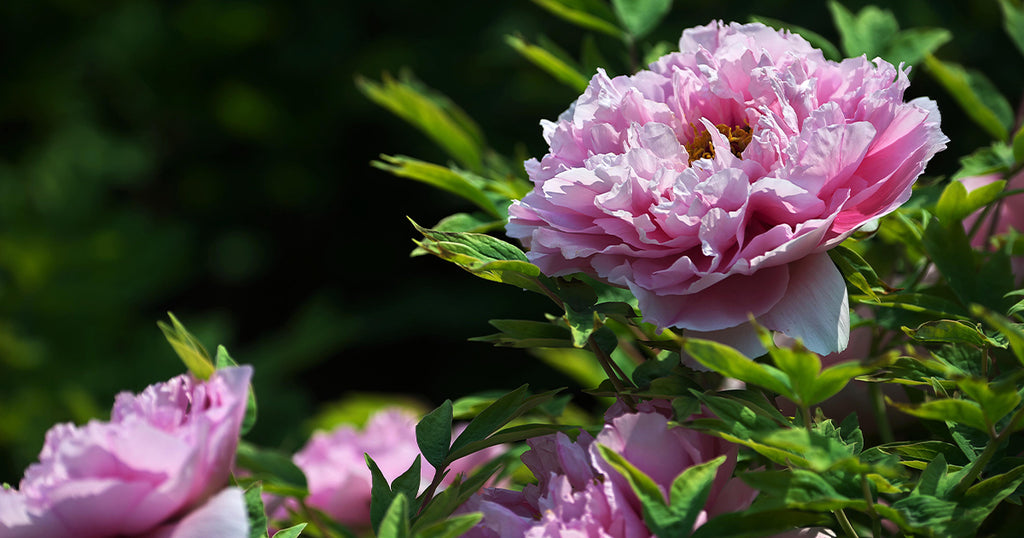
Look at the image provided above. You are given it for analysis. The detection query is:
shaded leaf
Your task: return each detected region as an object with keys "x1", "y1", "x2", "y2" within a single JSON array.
[
  {"x1": 417, "y1": 401, "x2": 454, "y2": 469},
  {"x1": 612, "y1": 0, "x2": 672, "y2": 39},
  {"x1": 531, "y1": 0, "x2": 624, "y2": 38},
  {"x1": 373, "y1": 155, "x2": 502, "y2": 218},
  {"x1": 924, "y1": 55, "x2": 1013, "y2": 141},
  {"x1": 506, "y1": 34, "x2": 590, "y2": 92},
  {"x1": 235, "y1": 441, "x2": 308, "y2": 498}
]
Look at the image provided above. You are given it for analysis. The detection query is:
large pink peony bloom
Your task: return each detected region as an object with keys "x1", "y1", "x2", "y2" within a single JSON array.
[
  {"x1": 507, "y1": 21, "x2": 947, "y2": 356},
  {"x1": 0, "y1": 366, "x2": 253, "y2": 537},
  {"x1": 290, "y1": 408, "x2": 505, "y2": 529},
  {"x1": 462, "y1": 402, "x2": 756, "y2": 537}
]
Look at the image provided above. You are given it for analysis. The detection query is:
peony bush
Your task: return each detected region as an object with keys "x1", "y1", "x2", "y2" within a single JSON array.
[{"x1": 8, "y1": 2, "x2": 1024, "y2": 537}]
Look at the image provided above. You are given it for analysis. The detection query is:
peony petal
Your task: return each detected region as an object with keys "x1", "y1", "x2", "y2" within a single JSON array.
[
  {"x1": 144, "y1": 487, "x2": 249, "y2": 538},
  {"x1": 759, "y1": 252, "x2": 850, "y2": 354}
]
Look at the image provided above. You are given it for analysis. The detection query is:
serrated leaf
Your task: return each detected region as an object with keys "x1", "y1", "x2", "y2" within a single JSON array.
[
  {"x1": 417, "y1": 401, "x2": 453, "y2": 469},
  {"x1": 373, "y1": 155, "x2": 502, "y2": 218},
  {"x1": 531, "y1": 0, "x2": 624, "y2": 38},
  {"x1": 611, "y1": 0, "x2": 672, "y2": 39},
  {"x1": 924, "y1": 55, "x2": 1013, "y2": 141},
  {"x1": 243, "y1": 482, "x2": 270, "y2": 538},
  {"x1": 685, "y1": 338, "x2": 792, "y2": 397},
  {"x1": 506, "y1": 34, "x2": 590, "y2": 92},
  {"x1": 158, "y1": 313, "x2": 215, "y2": 380},
  {"x1": 356, "y1": 73, "x2": 485, "y2": 172}
]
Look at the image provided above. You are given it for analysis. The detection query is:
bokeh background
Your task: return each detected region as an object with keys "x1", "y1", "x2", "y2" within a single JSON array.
[{"x1": 0, "y1": 0, "x2": 1016, "y2": 483}]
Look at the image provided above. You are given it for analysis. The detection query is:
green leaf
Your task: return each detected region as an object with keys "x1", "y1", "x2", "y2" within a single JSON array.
[
  {"x1": 952, "y1": 142, "x2": 1015, "y2": 181},
  {"x1": 766, "y1": 341, "x2": 821, "y2": 407},
  {"x1": 806, "y1": 360, "x2": 875, "y2": 406},
  {"x1": 884, "y1": 28, "x2": 951, "y2": 67},
  {"x1": 373, "y1": 155, "x2": 502, "y2": 218},
  {"x1": 596, "y1": 444, "x2": 694, "y2": 537},
  {"x1": 411, "y1": 220, "x2": 547, "y2": 294},
  {"x1": 356, "y1": 73, "x2": 485, "y2": 171},
  {"x1": 611, "y1": 0, "x2": 672, "y2": 39},
  {"x1": 378, "y1": 493, "x2": 411, "y2": 538},
  {"x1": 999, "y1": 0, "x2": 1024, "y2": 57},
  {"x1": 685, "y1": 338, "x2": 792, "y2": 397},
  {"x1": 271, "y1": 523, "x2": 307, "y2": 538},
  {"x1": 366, "y1": 454, "x2": 393, "y2": 535},
  {"x1": 749, "y1": 15, "x2": 841, "y2": 60},
  {"x1": 956, "y1": 377, "x2": 1022, "y2": 426},
  {"x1": 417, "y1": 400, "x2": 454, "y2": 469},
  {"x1": 506, "y1": 34, "x2": 590, "y2": 92},
  {"x1": 741, "y1": 469, "x2": 859, "y2": 511},
  {"x1": 889, "y1": 398, "x2": 989, "y2": 433},
  {"x1": 414, "y1": 513, "x2": 484, "y2": 538},
  {"x1": 935, "y1": 177, "x2": 1007, "y2": 224},
  {"x1": 471, "y1": 319, "x2": 574, "y2": 348},
  {"x1": 448, "y1": 386, "x2": 561, "y2": 461},
  {"x1": 531, "y1": 0, "x2": 624, "y2": 38},
  {"x1": 922, "y1": 216, "x2": 1010, "y2": 311},
  {"x1": 975, "y1": 306, "x2": 1024, "y2": 367},
  {"x1": 691, "y1": 509, "x2": 829, "y2": 538},
  {"x1": 828, "y1": 1, "x2": 898, "y2": 58},
  {"x1": 158, "y1": 312, "x2": 215, "y2": 380},
  {"x1": 243, "y1": 482, "x2": 270, "y2": 538},
  {"x1": 668, "y1": 456, "x2": 729, "y2": 533},
  {"x1": 447, "y1": 423, "x2": 581, "y2": 462},
  {"x1": 392, "y1": 456, "x2": 422, "y2": 510},
  {"x1": 216, "y1": 345, "x2": 258, "y2": 435},
  {"x1": 903, "y1": 320, "x2": 1003, "y2": 348},
  {"x1": 924, "y1": 55, "x2": 1013, "y2": 141},
  {"x1": 828, "y1": 244, "x2": 890, "y2": 300},
  {"x1": 235, "y1": 441, "x2": 308, "y2": 498}
]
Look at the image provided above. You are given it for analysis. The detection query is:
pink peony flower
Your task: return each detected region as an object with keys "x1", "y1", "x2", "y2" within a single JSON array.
[
  {"x1": 0, "y1": 366, "x2": 253, "y2": 537},
  {"x1": 506, "y1": 21, "x2": 947, "y2": 356},
  {"x1": 462, "y1": 402, "x2": 756, "y2": 537},
  {"x1": 290, "y1": 408, "x2": 505, "y2": 529},
  {"x1": 960, "y1": 171, "x2": 1024, "y2": 281}
]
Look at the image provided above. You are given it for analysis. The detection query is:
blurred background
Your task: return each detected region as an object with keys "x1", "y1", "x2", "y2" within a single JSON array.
[{"x1": 0, "y1": 0, "x2": 1015, "y2": 483}]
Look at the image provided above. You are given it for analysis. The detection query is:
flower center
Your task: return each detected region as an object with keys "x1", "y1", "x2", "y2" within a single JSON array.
[{"x1": 685, "y1": 124, "x2": 752, "y2": 164}]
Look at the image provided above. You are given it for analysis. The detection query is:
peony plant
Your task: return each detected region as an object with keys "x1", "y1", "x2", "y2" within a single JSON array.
[{"x1": 10, "y1": 1, "x2": 1024, "y2": 538}]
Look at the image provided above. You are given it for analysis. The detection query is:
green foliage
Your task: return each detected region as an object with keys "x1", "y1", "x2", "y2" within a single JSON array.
[
  {"x1": 611, "y1": 0, "x2": 673, "y2": 39},
  {"x1": 506, "y1": 35, "x2": 591, "y2": 92},
  {"x1": 243, "y1": 482, "x2": 271, "y2": 538},
  {"x1": 530, "y1": 0, "x2": 624, "y2": 38},
  {"x1": 924, "y1": 55, "x2": 1014, "y2": 141},
  {"x1": 158, "y1": 313, "x2": 216, "y2": 380},
  {"x1": 827, "y1": 1, "x2": 950, "y2": 66}
]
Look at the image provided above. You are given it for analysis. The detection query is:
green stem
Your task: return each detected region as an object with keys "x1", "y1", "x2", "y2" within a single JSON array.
[
  {"x1": 834, "y1": 508, "x2": 859, "y2": 538},
  {"x1": 862, "y1": 475, "x2": 881, "y2": 538},
  {"x1": 800, "y1": 405, "x2": 813, "y2": 431},
  {"x1": 869, "y1": 383, "x2": 895, "y2": 444},
  {"x1": 589, "y1": 336, "x2": 636, "y2": 408}
]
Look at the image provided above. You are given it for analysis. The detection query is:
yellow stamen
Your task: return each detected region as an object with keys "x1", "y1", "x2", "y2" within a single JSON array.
[{"x1": 685, "y1": 123, "x2": 752, "y2": 164}]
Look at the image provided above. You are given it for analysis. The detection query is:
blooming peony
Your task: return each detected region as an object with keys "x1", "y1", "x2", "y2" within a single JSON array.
[
  {"x1": 289, "y1": 407, "x2": 505, "y2": 529},
  {"x1": 506, "y1": 21, "x2": 947, "y2": 356},
  {"x1": 462, "y1": 402, "x2": 756, "y2": 537},
  {"x1": 0, "y1": 366, "x2": 253, "y2": 537}
]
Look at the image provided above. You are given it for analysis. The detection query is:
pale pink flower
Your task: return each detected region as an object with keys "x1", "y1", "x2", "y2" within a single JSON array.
[
  {"x1": 291, "y1": 408, "x2": 504, "y2": 529},
  {"x1": 0, "y1": 367, "x2": 253, "y2": 537},
  {"x1": 462, "y1": 402, "x2": 755, "y2": 537},
  {"x1": 507, "y1": 21, "x2": 947, "y2": 356}
]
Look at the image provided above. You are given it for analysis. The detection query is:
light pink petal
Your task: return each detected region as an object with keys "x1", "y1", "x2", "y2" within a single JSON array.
[
  {"x1": 759, "y1": 252, "x2": 850, "y2": 354},
  {"x1": 145, "y1": 487, "x2": 249, "y2": 538}
]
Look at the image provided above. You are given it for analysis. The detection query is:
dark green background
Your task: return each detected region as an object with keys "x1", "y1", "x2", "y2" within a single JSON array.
[{"x1": 0, "y1": 0, "x2": 1015, "y2": 483}]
